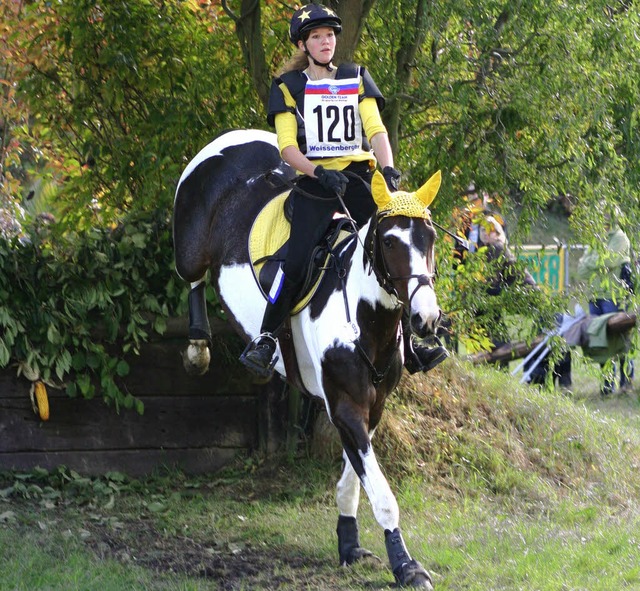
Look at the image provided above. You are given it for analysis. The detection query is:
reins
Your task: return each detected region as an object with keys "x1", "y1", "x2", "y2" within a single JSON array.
[
  {"x1": 329, "y1": 241, "x2": 401, "y2": 386},
  {"x1": 266, "y1": 167, "x2": 442, "y2": 385}
]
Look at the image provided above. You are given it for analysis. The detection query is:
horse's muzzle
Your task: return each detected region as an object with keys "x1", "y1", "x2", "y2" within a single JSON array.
[{"x1": 410, "y1": 307, "x2": 441, "y2": 339}]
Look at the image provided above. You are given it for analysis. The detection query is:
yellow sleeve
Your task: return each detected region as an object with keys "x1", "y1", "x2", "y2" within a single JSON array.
[
  {"x1": 274, "y1": 82, "x2": 299, "y2": 154},
  {"x1": 274, "y1": 112, "x2": 299, "y2": 153},
  {"x1": 359, "y1": 97, "x2": 387, "y2": 141}
]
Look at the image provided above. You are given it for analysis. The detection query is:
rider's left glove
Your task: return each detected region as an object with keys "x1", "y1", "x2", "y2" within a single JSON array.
[{"x1": 382, "y1": 166, "x2": 401, "y2": 192}]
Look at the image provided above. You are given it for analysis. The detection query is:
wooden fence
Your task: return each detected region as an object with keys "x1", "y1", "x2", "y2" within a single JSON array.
[{"x1": 0, "y1": 318, "x2": 289, "y2": 476}]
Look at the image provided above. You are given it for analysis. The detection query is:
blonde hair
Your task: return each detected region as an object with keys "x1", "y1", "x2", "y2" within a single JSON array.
[{"x1": 276, "y1": 50, "x2": 310, "y2": 76}]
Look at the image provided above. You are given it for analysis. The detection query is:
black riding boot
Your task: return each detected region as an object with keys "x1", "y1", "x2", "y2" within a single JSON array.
[
  {"x1": 402, "y1": 311, "x2": 449, "y2": 375},
  {"x1": 239, "y1": 276, "x2": 298, "y2": 380},
  {"x1": 188, "y1": 282, "x2": 211, "y2": 341}
]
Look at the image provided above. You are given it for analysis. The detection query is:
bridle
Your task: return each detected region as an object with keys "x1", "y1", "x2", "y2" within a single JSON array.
[
  {"x1": 367, "y1": 209, "x2": 437, "y2": 311},
  {"x1": 327, "y1": 209, "x2": 437, "y2": 385}
]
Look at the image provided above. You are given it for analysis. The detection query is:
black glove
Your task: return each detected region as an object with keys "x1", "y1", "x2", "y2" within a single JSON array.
[
  {"x1": 314, "y1": 165, "x2": 348, "y2": 197},
  {"x1": 382, "y1": 166, "x2": 401, "y2": 192}
]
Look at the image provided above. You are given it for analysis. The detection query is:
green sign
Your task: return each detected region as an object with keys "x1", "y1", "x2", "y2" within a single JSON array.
[{"x1": 518, "y1": 245, "x2": 566, "y2": 292}]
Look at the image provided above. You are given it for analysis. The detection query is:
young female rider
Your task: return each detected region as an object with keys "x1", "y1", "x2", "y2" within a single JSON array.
[{"x1": 240, "y1": 3, "x2": 447, "y2": 379}]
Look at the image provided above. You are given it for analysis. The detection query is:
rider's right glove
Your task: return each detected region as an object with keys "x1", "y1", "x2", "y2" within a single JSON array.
[{"x1": 314, "y1": 165, "x2": 348, "y2": 197}]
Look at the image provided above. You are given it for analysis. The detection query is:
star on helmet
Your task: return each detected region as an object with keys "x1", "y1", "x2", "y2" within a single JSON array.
[
  {"x1": 297, "y1": 9, "x2": 312, "y2": 22},
  {"x1": 321, "y1": 7, "x2": 337, "y2": 17}
]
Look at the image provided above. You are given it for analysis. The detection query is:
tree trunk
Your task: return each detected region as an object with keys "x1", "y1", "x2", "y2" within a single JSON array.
[
  {"x1": 384, "y1": 0, "x2": 430, "y2": 154},
  {"x1": 224, "y1": 0, "x2": 271, "y2": 111},
  {"x1": 330, "y1": 0, "x2": 376, "y2": 64}
]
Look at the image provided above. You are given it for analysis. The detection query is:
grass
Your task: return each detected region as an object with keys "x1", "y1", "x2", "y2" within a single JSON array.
[{"x1": 2, "y1": 356, "x2": 640, "y2": 590}]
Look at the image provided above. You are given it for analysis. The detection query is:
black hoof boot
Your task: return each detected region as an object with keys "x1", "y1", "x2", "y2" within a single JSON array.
[
  {"x1": 385, "y1": 527, "x2": 433, "y2": 589},
  {"x1": 239, "y1": 334, "x2": 278, "y2": 381},
  {"x1": 336, "y1": 515, "x2": 379, "y2": 566},
  {"x1": 188, "y1": 282, "x2": 211, "y2": 341}
]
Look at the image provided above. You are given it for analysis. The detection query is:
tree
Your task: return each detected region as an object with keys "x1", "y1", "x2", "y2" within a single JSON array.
[
  {"x1": 1, "y1": 1, "x2": 638, "y2": 404},
  {"x1": 224, "y1": 0, "x2": 639, "y2": 239}
]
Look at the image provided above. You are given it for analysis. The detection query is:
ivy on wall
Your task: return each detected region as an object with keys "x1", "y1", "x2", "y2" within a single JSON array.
[{"x1": 0, "y1": 211, "x2": 220, "y2": 412}]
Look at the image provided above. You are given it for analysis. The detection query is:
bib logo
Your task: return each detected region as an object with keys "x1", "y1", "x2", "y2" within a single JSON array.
[{"x1": 329, "y1": 85, "x2": 340, "y2": 94}]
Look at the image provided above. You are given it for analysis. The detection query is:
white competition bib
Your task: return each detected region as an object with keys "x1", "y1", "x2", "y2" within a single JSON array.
[{"x1": 303, "y1": 77, "x2": 363, "y2": 158}]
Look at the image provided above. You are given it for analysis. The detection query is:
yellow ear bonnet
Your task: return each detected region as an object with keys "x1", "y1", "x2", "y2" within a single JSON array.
[{"x1": 371, "y1": 170, "x2": 441, "y2": 219}]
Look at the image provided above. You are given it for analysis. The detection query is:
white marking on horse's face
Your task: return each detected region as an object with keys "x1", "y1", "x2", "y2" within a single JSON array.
[
  {"x1": 408, "y1": 275, "x2": 439, "y2": 334},
  {"x1": 384, "y1": 225, "x2": 440, "y2": 334},
  {"x1": 176, "y1": 129, "x2": 278, "y2": 193},
  {"x1": 359, "y1": 447, "x2": 399, "y2": 531}
]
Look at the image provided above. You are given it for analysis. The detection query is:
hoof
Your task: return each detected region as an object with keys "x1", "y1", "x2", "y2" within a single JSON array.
[
  {"x1": 394, "y1": 559, "x2": 433, "y2": 589},
  {"x1": 182, "y1": 340, "x2": 211, "y2": 376},
  {"x1": 341, "y1": 547, "x2": 381, "y2": 566}
]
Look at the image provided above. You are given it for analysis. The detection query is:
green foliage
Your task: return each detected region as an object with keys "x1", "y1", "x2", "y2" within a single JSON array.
[
  {"x1": 0, "y1": 211, "x2": 193, "y2": 411},
  {"x1": 436, "y1": 244, "x2": 566, "y2": 353},
  {"x1": 2, "y1": 0, "x2": 640, "y2": 409},
  {"x1": 8, "y1": 1, "x2": 260, "y2": 227},
  {"x1": 361, "y1": 1, "x2": 640, "y2": 240}
]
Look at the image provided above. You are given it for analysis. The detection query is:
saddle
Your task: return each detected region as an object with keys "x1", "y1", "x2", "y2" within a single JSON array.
[{"x1": 248, "y1": 190, "x2": 354, "y2": 314}]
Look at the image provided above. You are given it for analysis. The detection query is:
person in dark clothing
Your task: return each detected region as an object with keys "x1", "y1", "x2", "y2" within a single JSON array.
[{"x1": 456, "y1": 195, "x2": 572, "y2": 385}]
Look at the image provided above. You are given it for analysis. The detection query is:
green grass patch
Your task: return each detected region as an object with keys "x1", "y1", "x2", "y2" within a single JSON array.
[{"x1": 2, "y1": 357, "x2": 640, "y2": 590}]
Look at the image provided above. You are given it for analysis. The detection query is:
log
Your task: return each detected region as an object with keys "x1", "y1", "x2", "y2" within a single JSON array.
[
  {"x1": 606, "y1": 311, "x2": 637, "y2": 333},
  {"x1": 467, "y1": 335, "x2": 546, "y2": 365},
  {"x1": 467, "y1": 311, "x2": 636, "y2": 365}
]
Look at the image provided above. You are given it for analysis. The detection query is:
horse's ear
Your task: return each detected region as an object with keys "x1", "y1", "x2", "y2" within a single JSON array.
[
  {"x1": 371, "y1": 170, "x2": 393, "y2": 209},
  {"x1": 415, "y1": 170, "x2": 442, "y2": 208}
]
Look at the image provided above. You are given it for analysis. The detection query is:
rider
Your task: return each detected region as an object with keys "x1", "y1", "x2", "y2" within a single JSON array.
[{"x1": 240, "y1": 4, "x2": 448, "y2": 379}]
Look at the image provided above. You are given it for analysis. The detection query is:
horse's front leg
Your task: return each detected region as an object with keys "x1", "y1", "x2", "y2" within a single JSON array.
[
  {"x1": 333, "y1": 404, "x2": 433, "y2": 589},
  {"x1": 336, "y1": 451, "x2": 377, "y2": 566}
]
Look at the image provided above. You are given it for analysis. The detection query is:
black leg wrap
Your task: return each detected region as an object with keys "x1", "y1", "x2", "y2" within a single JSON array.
[
  {"x1": 337, "y1": 515, "x2": 376, "y2": 566},
  {"x1": 188, "y1": 282, "x2": 211, "y2": 341},
  {"x1": 385, "y1": 528, "x2": 432, "y2": 589}
]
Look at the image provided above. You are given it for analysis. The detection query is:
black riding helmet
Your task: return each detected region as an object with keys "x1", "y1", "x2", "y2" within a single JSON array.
[{"x1": 289, "y1": 4, "x2": 342, "y2": 46}]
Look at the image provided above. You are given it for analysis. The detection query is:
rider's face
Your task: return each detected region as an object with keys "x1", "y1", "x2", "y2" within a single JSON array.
[{"x1": 299, "y1": 27, "x2": 336, "y2": 63}]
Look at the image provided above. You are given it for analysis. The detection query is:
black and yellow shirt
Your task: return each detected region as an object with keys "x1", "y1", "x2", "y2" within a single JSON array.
[{"x1": 267, "y1": 63, "x2": 388, "y2": 171}]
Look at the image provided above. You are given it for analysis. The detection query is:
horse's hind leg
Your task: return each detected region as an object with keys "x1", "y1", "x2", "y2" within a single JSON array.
[
  {"x1": 188, "y1": 280, "x2": 211, "y2": 341},
  {"x1": 181, "y1": 279, "x2": 211, "y2": 376},
  {"x1": 336, "y1": 452, "x2": 376, "y2": 566}
]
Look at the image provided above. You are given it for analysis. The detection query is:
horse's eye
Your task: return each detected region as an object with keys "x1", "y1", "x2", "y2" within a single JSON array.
[{"x1": 383, "y1": 237, "x2": 393, "y2": 248}]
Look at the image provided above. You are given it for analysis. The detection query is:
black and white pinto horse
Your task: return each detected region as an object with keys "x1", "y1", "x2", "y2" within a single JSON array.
[{"x1": 173, "y1": 129, "x2": 442, "y2": 589}]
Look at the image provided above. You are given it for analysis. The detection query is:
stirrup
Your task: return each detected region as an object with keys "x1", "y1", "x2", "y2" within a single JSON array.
[
  {"x1": 239, "y1": 333, "x2": 279, "y2": 380},
  {"x1": 405, "y1": 336, "x2": 449, "y2": 375}
]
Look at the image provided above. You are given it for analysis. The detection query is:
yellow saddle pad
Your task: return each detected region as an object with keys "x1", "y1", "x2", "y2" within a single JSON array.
[{"x1": 248, "y1": 192, "x2": 351, "y2": 314}]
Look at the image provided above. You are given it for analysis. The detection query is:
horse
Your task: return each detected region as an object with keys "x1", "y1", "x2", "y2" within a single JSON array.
[{"x1": 173, "y1": 129, "x2": 442, "y2": 589}]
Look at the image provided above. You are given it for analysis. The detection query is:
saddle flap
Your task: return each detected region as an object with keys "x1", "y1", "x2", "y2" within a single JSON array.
[{"x1": 248, "y1": 196, "x2": 355, "y2": 315}]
